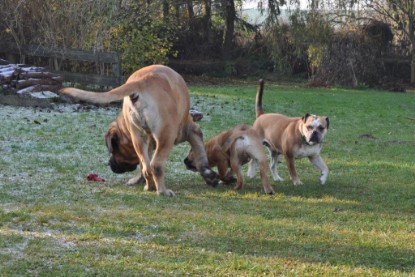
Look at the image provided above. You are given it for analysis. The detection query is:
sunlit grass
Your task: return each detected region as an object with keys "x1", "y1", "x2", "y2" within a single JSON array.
[{"x1": 1, "y1": 84, "x2": 414, "y2": 276}]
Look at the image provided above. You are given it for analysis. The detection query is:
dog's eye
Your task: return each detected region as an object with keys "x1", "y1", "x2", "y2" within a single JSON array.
[
  {"x1": 318, "y1": 126, "x2": 325, "y2": 132},
  {"x1": 307, "y1": 125, "x2": 313, "y2": 131}
]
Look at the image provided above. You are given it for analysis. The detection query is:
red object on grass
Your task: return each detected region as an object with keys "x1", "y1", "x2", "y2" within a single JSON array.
[{"x1": 87, "y1": 173, "x2": 105, "y2": 182}]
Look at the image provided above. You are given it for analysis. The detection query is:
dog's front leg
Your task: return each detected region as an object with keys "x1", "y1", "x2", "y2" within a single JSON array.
[
  {"x1": 126, "y1": 168, "x2": 146, "y2": 186},
  {"x1": 187, "y1": 124, "x2": 219, "y2": 187},
  {"x1": 309, "y1": 155, "x2": 329, "y2": 185},
  {"x1": 247, "y1": 159, "x2": 257, "y2": 178},
  {"x1": 217, "y1": 161, "x2": 236, "y2": 184}
]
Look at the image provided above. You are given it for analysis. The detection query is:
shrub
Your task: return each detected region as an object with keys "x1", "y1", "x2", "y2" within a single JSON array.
[{"x1": 311, "y1": 22, "x2": 393, "y2": 88}]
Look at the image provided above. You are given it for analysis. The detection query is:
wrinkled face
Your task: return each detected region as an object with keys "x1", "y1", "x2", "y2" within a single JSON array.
[
  {"x1": 183, "y1": 149, "x2": 197, "y2": 172},
  {"x1": 105, "y1": 123, "x2": 139, "y2": 174},
  {"x1": 300, "y1": 113, "x2": 329, "y2": 145}
]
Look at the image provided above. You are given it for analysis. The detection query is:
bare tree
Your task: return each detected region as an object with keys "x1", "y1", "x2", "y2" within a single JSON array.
[{"x1": 364, "y1": 0, "x2": 415, "y2": 83}]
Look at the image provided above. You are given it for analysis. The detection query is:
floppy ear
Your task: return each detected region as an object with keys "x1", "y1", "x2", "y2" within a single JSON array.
[
  {"x1": 105, "y1": 130, "x2": 118, "y2": 153},
  {"x1": 325, "y1": 117, "x2": 330, "y2": 129},
  {"x1": 302, "y1": 113, "x2": 311, "y2": 122}
]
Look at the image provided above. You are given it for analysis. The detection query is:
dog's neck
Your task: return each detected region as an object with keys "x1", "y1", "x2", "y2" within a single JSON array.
[{"x1": 301, "y1": 135, "x2": 310, "y2": 146}]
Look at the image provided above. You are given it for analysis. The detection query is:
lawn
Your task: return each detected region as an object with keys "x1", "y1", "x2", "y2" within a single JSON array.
[{"x1": 0, "y1": 82, "x2": 414, "y2": 276}]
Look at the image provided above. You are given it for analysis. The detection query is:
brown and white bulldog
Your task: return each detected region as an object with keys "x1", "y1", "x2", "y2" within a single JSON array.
[
  {"x1": 184, "y1": 124, "x2": 275, "y2": 194},
  {"x1": 248, "y1": 80, "x2": 329, "y2": 185},
  {"x1": 59, "y1": 65, "x2": 219, "y2": 196}
]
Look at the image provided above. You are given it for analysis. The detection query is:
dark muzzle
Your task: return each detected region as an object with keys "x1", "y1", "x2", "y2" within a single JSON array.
[{"x1": 109, "y1": 157, "x2": 138, "y2": 174}]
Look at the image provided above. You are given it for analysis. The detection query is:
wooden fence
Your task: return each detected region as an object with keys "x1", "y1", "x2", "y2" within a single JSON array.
[{"x1": 0, "y1": 43, "x2": 122, "y2": 87}]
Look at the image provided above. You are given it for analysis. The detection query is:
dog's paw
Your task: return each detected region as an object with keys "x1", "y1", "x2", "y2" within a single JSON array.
[
  {"x1": 126, "y1": 175, "x2": 145, "y2": 186},
  {"x1": 158, "y1": 189, "x2": 175, "y2": 197},
  {"x1": 247, "y1": 163, "x2": 256, "y2": 178},
  {"x1": 144, "y1": 184, "x2": 157, "y2": 191},
  {"x1": 223, "y1": 176, "x2": 237, "y2": 184},
  {"x1": 265, "y1": 189, "x2": 275, "y2": 195},
  {"x1": 201, "y1": 168, "x2": 219, "y2": 187},
  {"x1": 233, "y1": 183, "x2": 243, "y2": 190},
  {"x1": 292, "y1": 179, "x2": 303, "y2": 186},
  {"x1": 320, "y1": 173, "x2": 328, "y2": 185},
  {"x1": 272, "y1": 174, "x2": 284, "y2": 182}
]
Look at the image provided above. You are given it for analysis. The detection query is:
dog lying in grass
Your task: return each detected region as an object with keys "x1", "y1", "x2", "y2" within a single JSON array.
[{"x1": 185, "y1": 124, "x2": 275, "y2": 194}]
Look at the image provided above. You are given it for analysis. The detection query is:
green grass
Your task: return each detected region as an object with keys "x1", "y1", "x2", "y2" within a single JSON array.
[{"x1": 1, "y1": 83, "x2": 414, "y2": 276}]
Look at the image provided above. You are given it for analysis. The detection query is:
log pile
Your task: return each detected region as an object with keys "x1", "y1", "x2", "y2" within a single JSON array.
[{"x1": 0, "y1": 62, "x2": 62, "y2": 94}]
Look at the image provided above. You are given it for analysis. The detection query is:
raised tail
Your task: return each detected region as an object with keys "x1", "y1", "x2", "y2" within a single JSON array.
[
  {"x1": 255, "y1": 79, "x2": 265, "y2": 118},
  {"x1": 59, "y1": 81, "x2": 139, "y2": 104}
]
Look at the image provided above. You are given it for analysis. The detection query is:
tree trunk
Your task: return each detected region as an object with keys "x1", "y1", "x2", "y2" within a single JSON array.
[
  {"x1": 202, "y1": 0, "x2": 212, "y2": 41},
  {"x1": 162, "y1": 0, "x2": 169, "y2": 19},
  {"x1": 411, "y1": 46, "x2": 415, "y2": 84},
  {"x1": 223, "y1": 0, "x2": 235, "y2": 57},
  {"x1": 187, "y1": 0, "x2": 194, "y2": 20}
]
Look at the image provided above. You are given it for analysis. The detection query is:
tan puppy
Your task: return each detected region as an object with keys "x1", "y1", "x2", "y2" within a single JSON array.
[
  {"x1": 59, "y1": 65, "x2": 219, "y2": 196},
  {"x1": 248, "y1": 80, "x2": 329, "y2": 185},
  {"x1": 184, "y1": 124, "x2": 275, "y2": 194}
]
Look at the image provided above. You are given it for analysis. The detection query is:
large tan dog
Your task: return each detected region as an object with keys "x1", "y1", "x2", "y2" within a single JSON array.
[
  {"x1": 248, "y1": 80, "x2": 329, "y2": 185},
  {"x1": 59, "y1": 65, "x2": 219, "y2": 196},
  {"x1": 184, "y1": 124, "x2": 275, "y2": 194}
]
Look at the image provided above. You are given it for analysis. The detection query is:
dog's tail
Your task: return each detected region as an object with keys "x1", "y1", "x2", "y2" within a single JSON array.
[
  {"x1": 59, "y1": 81, "x2": 139, "y2": 104},
  {"x1": 255, "y1": 79, "x2": 265, "y2": 118}
]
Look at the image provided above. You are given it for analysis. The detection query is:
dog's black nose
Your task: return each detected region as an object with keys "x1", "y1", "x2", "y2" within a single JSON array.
[{"x1": 310, "y1": 131, "x2": 320, "y2": 143}]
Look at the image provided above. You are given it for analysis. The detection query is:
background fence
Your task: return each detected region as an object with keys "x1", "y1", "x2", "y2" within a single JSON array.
[{"x1": 0, "y1": 43, "x2": 122, "y2": 88}]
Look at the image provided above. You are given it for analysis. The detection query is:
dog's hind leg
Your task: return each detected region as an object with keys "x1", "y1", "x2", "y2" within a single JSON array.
[
  {"x1": 149, "y1": 131, "x2": 177, "y2": 196},
  {"x1": 247, "y1": 142, "x2": 275, "y2": 194},
  {"x1": 229, "y1": 153, "x2": 244, "y2": 190},
  {"x1": 252, "y1": 149, "x2": 275, "y2": 194},
  {"x1": 269, "y1": 149, "x2": 284, "y2": 182},
  {"x1": 130, "y1": 133, "x2": 155, "y2": 192}
]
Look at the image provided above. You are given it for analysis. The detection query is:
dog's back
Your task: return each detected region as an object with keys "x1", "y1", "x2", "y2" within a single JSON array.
[{"x1": 60, "y1": 65, "x2": 190, "y2": 110}]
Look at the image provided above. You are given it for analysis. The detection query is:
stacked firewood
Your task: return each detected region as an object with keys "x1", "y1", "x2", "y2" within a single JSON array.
[{"x1": 0, "y1": 62, "x2": 62, "y2": 94}]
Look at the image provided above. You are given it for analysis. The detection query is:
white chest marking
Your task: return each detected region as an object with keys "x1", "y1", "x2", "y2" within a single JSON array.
[{"x1": 296, "y1": 144, "x2": 321, "y2": 158}]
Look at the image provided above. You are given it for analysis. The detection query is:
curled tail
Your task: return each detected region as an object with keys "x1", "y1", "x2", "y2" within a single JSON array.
[
  {"x1": 255, "y1": 79, "x2": 265, "y2": 118},
  {"x1": 59, "y1": 81, "x2": 139, "y2": 104}
]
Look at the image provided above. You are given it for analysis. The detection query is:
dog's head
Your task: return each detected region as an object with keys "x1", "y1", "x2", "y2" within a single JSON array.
[
  {"x1": 300, "y1": 113, "x2": 329, "y2": 145},
  {"x1": 105, "y1": 121, "x2": 139, "y2": 174}
]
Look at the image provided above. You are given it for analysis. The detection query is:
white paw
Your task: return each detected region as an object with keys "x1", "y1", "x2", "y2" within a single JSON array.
[
  {"x1": 292, "y1": 179, "x2": 303, "y2": 186},
  {"x1": 126, "y1": 175, "x2": 145, "y2": 186},
  {"x1": 272, "y1": 173, "x2": 284, "y2": 182},
  {"x1": 320, "y1": 173, "x2": 328, "y2": 185},
  {"x1": 158, "y1": 189, "x2": 175, "y2": 197},
  {"x1": 247, "y1": 161, "x2": 256, "y2": 178}
]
